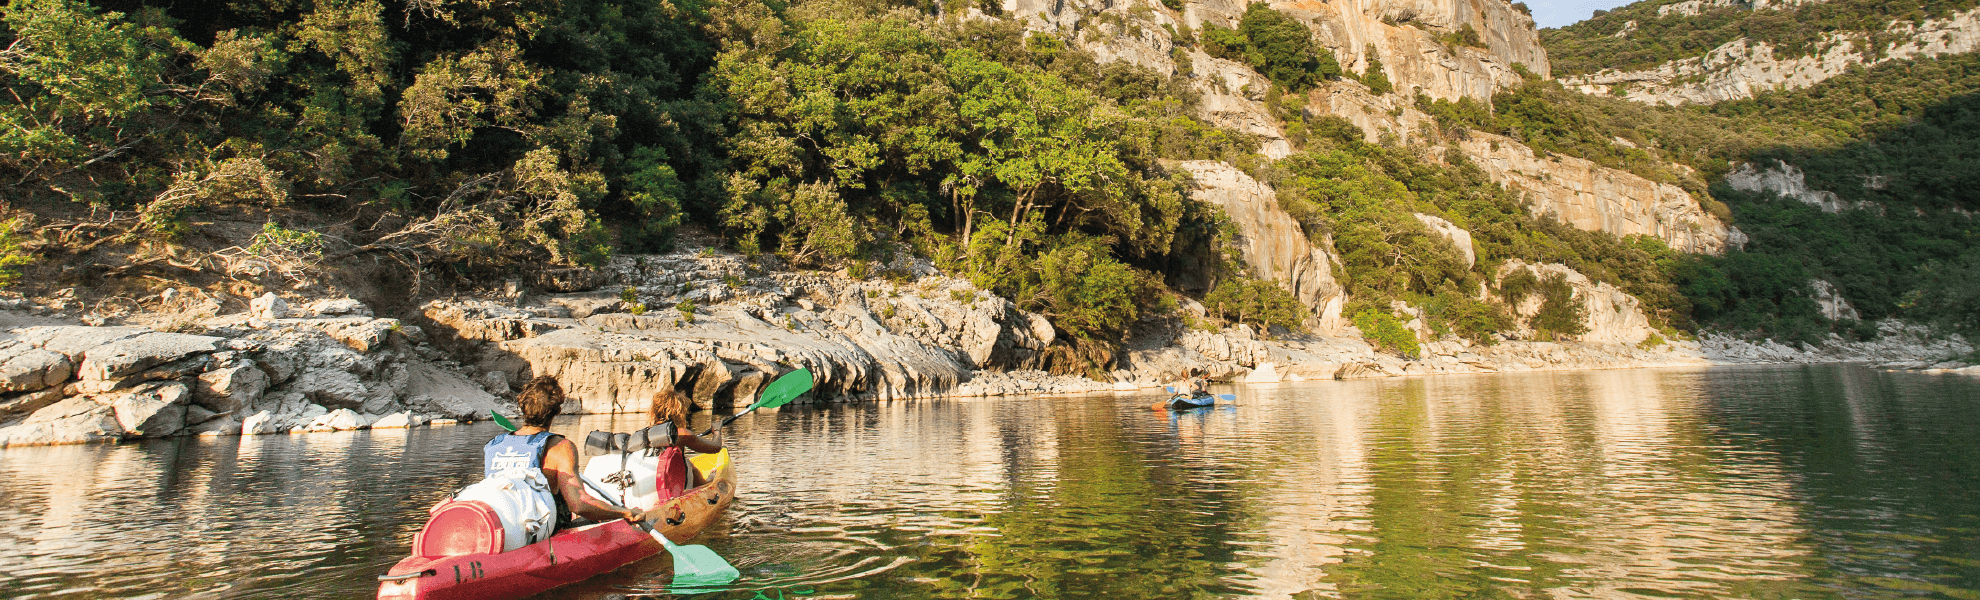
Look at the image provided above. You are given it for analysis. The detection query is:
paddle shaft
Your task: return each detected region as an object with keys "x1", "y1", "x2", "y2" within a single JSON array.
[{"x1": 699, "y1": 409, "x2": 756, "y2": 437}]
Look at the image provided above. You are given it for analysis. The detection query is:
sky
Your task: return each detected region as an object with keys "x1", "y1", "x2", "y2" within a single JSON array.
[{"x1": 1529, "y1": 0, "x2": 1642, "y2": 29}]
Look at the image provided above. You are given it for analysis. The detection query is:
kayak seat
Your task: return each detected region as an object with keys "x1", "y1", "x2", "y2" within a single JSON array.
[
  {"x1": 654, "y1": 445, "x2": 689, "y2": 502},
  {"x1": 414, "y1": 500, "x2": 504, "y2": 557}
]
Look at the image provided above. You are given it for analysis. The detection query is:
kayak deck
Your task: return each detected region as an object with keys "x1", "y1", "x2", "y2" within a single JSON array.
[{"x1": 379, "y1": 450, "x2": 734, "y2": 600}]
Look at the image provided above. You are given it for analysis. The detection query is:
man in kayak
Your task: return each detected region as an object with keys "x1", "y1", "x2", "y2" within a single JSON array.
[
  {"x1": 646, "y1": 390, "x2": 724, "y2": 502},
  {"x1": 1172, "y1": 368, "x2": 1210, "y2": 398},
  {"x1": 488, "y1": 376, "x2": 648, "y2": 528}
]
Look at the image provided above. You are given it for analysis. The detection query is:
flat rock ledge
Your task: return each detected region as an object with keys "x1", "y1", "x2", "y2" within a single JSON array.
[
  {"x1": 0, "y1": 298, "x2": 506, "y2": 447},
  {"x1": 1703, "y1": 321, "x2": 1975, "y2": 372}
]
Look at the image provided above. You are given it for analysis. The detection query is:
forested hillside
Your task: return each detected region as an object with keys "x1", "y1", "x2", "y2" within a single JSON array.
[
  {"x1": 4, "y1": 0, "x2": 1975, "y2": 369},
  {"x1": 1543, "y1": 0, "x2": 1980, "y2": 76}
]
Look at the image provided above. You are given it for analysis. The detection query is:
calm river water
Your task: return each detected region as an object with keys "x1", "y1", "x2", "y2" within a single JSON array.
[{"x1": 3, "y1": 364, "x2": 1978, "y2": 599}]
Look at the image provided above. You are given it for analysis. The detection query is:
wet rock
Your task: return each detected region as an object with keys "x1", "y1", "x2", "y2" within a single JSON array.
[
  {"x1": 106, "y1": 381, "x2": 191, "y2": 438},
  {"x1": 241, "y1": 410, "x2": 276, "y2": 435},
  {"x1": 183, "y1": 404, "x2": 221, "y2": 426},
  {"x1": 191, "y1": 415, "x2": 241, "y2": 436},
  {"x1": 370, "y1": 411, "x2": 429, "y2": 429},
  {"x1": 0, "y1": 396, "x2": 124, "y2": 446},
  {"x1": 306, "y1": 408, "x2": 367, "y2": 432}
]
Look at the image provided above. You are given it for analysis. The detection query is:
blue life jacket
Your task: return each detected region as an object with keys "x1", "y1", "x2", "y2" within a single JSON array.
[{"x1": 484, "y1": 431, "x2": 555, "y2": 478}]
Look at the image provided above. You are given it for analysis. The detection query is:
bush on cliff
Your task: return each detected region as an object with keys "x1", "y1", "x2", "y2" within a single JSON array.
[
  {"x1": 1205, "y1": 276, "x2": 1306, "y2": 333},
  {"x1": 1200, "y1": 4, "x2": 1342, "y2": 93},
  {"x1": 1353, "y1": 309, "x2": 1421, "y2": 358}
]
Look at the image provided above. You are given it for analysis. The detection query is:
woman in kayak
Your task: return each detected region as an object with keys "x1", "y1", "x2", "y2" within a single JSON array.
[
  {"x1": 647, "y1": 390, "x2": 723, "y2": 501},
  {"x1": 488, "y1": 376, "x2": 647, "y2": 527}
]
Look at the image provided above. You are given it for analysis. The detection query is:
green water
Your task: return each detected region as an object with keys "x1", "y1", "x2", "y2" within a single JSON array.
[{"x1": 2, "y1": 365, "x2": 1977, "y2": 598}]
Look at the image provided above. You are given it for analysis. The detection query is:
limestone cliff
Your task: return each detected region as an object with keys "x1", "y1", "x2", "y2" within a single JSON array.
[
  {"x1": 1457, "y1": 132, "x2": 1734, "y2": 253},
  {"x1": 1497, "y1": 260, "x2": 1661, "y2": 345},
  {"x1": 1560, "y1": 7, "x2": 1980, "y2": 105},
  {"x1": 1004, "y1": 0, "x2": 1550, "y2": 159},
  {"x1": 1174, "y1": 160, "x2": 1349, "y2": 332},
  {"x1": 1304, "y1": 81, "x2": 1736, "y2": 253}
]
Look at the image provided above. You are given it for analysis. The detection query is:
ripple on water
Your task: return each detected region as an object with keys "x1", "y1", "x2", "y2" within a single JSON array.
[{"x1": 6, "y1": 367, "x2": 1980, "y2": 599}]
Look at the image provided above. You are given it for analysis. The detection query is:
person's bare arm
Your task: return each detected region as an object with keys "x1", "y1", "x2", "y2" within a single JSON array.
[
  {"x1": 543, "y1": 439, "x2": 645, "y2": 522},
  {"x1": 679, "y1": 432, "x2": 722, "y2": 454}
]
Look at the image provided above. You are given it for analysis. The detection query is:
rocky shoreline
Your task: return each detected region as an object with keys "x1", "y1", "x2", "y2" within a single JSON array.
[{"x1": 1, "y1": 248, "x2": 1972, "y2": 448}]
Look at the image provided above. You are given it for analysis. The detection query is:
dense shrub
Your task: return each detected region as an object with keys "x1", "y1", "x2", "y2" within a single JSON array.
[
  {"x1": 1205, "y1": 276, "x2": 1306, "y2": 332},
  {"x1": 1354, "y1": 309, "x2": 1421, "y2": 358}
]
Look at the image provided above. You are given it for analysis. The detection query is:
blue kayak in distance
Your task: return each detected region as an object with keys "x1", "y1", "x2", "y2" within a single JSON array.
[{"x1": 1162, "y1": 387, "x2": 1235, "y2": 410}]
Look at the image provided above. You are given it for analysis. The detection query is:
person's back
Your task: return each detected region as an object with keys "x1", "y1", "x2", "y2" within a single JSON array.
[{"x1": 488, "y1": 376, "x2": 647, "y2": 530}]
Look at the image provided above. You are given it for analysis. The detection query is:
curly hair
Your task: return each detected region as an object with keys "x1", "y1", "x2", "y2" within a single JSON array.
[
  {"x1": 516, "y1": 376, "x2": 565, "y2": 428},
  {"x1": 647, "y1": 389, "x2": 692, "y2": 428}
]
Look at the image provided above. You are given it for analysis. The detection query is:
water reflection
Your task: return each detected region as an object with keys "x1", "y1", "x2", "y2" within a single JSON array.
[{"x1": 2, "y1": 365, "x2": 1978, "y2": 599}]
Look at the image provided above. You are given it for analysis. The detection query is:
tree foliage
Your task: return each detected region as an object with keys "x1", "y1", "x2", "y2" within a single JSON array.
[{"x1": 1200, "y1": 3, "x2": 1341, "y2": 92}]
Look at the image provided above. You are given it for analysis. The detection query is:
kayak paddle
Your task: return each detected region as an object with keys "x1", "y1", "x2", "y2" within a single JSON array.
[
  {"x1": 490, "y1": 411, "x2": 517, "y2": 432},
  {"x1": 634, "y1": 519, "x2": 740, "y2": 589},
  {"x1": 700, "y1": 368, "x2": 814, "y2": 436}
]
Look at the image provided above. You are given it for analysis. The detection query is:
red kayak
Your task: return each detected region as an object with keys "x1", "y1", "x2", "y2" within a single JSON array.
[{"x1": 377, "y1": 450, "x2": 735, "y2": 600}]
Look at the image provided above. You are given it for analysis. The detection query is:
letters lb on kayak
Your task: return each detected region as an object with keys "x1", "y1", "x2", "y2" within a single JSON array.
[{"x1": 376, "y1": 450, "x2": 736, "y2": 600}]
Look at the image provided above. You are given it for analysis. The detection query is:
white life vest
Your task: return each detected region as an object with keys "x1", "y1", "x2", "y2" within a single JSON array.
[{"x1": 453, "y1": 467, "x2": 557, "y2": 552}]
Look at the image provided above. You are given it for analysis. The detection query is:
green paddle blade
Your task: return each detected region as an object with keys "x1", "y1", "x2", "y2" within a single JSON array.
[
  {"x1": 750, "y1": 368, "x2": 814, "y2": 410},
  {"x1": 490, "y1": 411, "x2": 517, "y2": 432},
  {"x1": 656, "y1": 531, "x2": 740, "y2": 587}
]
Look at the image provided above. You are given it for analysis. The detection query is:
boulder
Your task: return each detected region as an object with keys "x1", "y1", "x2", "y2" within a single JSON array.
[
  {"x1": 480, "y1": 370, "x2": 510, "y2": 394},
  {"x1": 183, "y1": 403, "x2": 222, "y2": 426},
  {"x1": 191, "y1": 415, "x2": 242, "y2": 436},
  {"x1": 251, "y1": 293, "x2": 290, "y2": 319},
  {"x1": 0, "y1": 396, "x2": 124, "y2": 446},
  {"x1": 370, "y1": 411, "x2": 413, "y2": 429},
  {"x1": 297, "y1": 318, "x2": 399, "y2": 352},
  {"x1": 0, "y1": 347, "x2": 75, "y2": 393},
  {"x1": 307, "y1": 408, "x2": 367, "y2": 431},
  {"x1": 241, "y1": 410, "x2": 277, "y2": 435},
  {"x1": 76, "y1": 332, "x2": 222, "y2": 382},
  {"x1": 196, "y1": 362, "x2": 269, "y2": 414},
  {"x1": 107, "y1": 381, "x2": 191, "y2": 438},
  {"x1": 306, "y1": 298, "x2": 373, "y2": 317}
]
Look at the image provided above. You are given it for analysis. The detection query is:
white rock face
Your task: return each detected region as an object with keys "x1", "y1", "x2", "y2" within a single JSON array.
[
  {"x1": 1414, "y1": 213, "x2": 1476, "y2": 267},
  {"x1": 1564, "y1": 8, "x2": 1980, "y2": 105},
  {"x1": 1459, "y1": 132, "x2": 1734, "y2": 254},
  {"x1": 1498, "y1": 260, "x2": 1661, "y2": 345},
  {"x1": 1810, "y1": 280, "x2": 1861, "y2": 322},
  {"x1": 1003, "y1": 0, "x2": 1545, "y2": 156},
  {"x1": 1175, "y1": 160, "x2": 1349, "y2": 333},
  {"x1": 1724, "y1": 160, "x2": 1876, "y2": 213}
]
